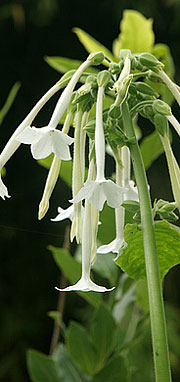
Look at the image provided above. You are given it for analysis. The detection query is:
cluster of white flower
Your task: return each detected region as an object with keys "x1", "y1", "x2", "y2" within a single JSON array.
[{"x1": 1, "y1": 49, "x2": 180, "y2": 292}]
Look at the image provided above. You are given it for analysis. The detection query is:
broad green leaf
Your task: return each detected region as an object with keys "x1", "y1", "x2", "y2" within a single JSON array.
[
  {"x1": 38, "y1": 154, "x2": 72, "y2": 188},
  {"x1": 67, "y1": 322, "x2": 97, "y2": 376},
  {"x1": 116, "y1": 220, "x2": 180, "y2": 280},
  {"x1": 140, "y1": 130, "x2": 164, "y2": 170},
  {"x1": 73, "y1": 27, "x2": 115, "y2": 63},
  {"x1": 27, "y1": 350, "x2": 62, "y2": 382},
  {"x1": 49, "y1": 246, "x2": 102, "y2": 307},
  {"x1": 112, "y1": 10, "x2": 154, "y2": 58},
  {"x1": 92, "y1": 355, "x2": 128, "y2": 382},
  {"x1": 0, "y1": 81, "x2": 21, "y2": 125},
  {"x1": 53, "y1": 344, "x2": 85, "y2": 382},
  {"x1": 45, "y1": 56, "x2": 98, "y2": 75},
  {"x1": 91, "y1": 304, "x2": 116, "y2": 367}
]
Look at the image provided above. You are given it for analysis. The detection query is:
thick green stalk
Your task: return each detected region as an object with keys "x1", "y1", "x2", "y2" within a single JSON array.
[{"x1": 121, "y1": 101, "x2": 172, "y2": 382}]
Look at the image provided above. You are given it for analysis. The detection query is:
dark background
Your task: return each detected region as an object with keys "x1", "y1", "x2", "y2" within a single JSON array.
[{"x1": 0, "y1": 0, "x2": 180, "y2": 381}]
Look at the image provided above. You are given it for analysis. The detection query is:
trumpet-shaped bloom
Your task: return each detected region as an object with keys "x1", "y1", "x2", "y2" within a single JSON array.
[
  {"x1": 16, "y1": 126, "x2": 74, "y2": 160},
  {"x1": 55, "y1": 199, "x2": 114, "y2": 292},
  {"x1": 0, "y1": 176, "x2": 10, "y2": 200},
  {"x1": 97, "y1": 237, "x2": 127, "y2": 254},
  {"x1": 71, "y1": 179, "x2": 127, "y2": 211},
  {"x1": 51, "y1": 205, "x2": 75, "y2": 222}
]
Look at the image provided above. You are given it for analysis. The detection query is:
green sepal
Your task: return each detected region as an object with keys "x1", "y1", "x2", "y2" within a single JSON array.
[
  {"x1": 154, "y1": 113, "x2": 169, "y2": 137},
  {"x1": 153, "y1": 99, "x2": 172, "y2": 116},
  {"x1": 138, "y1": 52, "x2": 164, "y2": 70}
]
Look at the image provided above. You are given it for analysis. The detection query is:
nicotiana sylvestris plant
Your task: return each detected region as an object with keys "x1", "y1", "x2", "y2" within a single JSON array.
[{"x1": 2, "y1": 43, "x2": 180, "y2": 381}]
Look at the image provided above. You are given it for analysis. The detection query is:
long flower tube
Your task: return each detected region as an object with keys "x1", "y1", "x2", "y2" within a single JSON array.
[
  {"x1": 122, "y1": 146, "x2": 139, "y2": 202},
  {"x1": 167, "y1": 114, "x2": 180, "y2": 137},
  {"x1": 38, "y1": 111, "x2": 74, "y2": 220},
  {"x1": 97, "y1": 148, "x2": 127, "y2": 257},
  {"x1": 70, "y1": 109, "x2": 84, "y2": 243},
  {"x1": 160, "y1": 133, "x2": 180, "y2": 211},
  {"x1": 157, "y1": 70, "x2": 180, "y2": 107},
  {"x1": 0, "y1": 81, "x2": 63, "y2": 199},
  {"x1": 55, "y1": 199, "x2": 114, "y2": 292},
  {"x1": 72, "y1": 84, "x2": 127, "y2": 210}
]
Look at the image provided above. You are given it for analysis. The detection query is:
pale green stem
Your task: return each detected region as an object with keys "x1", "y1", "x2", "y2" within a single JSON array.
[{"x1": 121, "y1": 101, "x2": 172, "y2": 382}]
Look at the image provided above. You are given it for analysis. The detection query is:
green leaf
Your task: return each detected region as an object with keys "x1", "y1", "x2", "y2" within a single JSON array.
[
  {"x1": 49, "y1": 246, "x2": 102, "y2": 307},
  {"x1": 116, "y1": 220, "x2": 180, "y2": 280},
  {"x1": 112, "y1": 10, "x2": 155, "y2": 58},
  {"x1": 27, "y1": 350, "x2": 62, "y2": 382},
  {"x1": 53, "y1": 344, "x2": 85, "y2": 382},
  {"x1": 73, "y1": 27, "x2": 114, "y2": 63},
  {"x1": 92, "y1": 356, "x2": 128, "y2": 382},
  {"x1": 38, "y1": 154, "x2": 73, "y2": 188},
  {"x1": 0, "y1": 82, "x2": 21, "y2": 125},
  {"x1": 67, "y1": 322, "x2": 97, "y2": 376},
  {"x1": 91, "y1": 304, "x2": 116, "y2": 367},
  {"x1": 140, "y1": 130, "x2": 164, "y2": 170},
  {"x1": 45, "y1": 56, "x2": 82, "y2": 73}
]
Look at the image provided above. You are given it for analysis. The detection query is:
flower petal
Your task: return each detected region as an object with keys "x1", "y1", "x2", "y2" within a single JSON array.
[
  {"x1": 16, "y1": 126, "x2": 44, "y2": 144},
  {"x1": 71, "y1": 181, "x2": 96, "y2": 204},
  {"x1": 88, "y1": 183, "x2": 106, "y2": 211},
  {"x1": 124, "y1": 180, "x2": 139, "y2": 202},
  {"x1": 103, "y1": 180, "x2": 126, "y2": 208},
  {"x1": 97, "y1": 238, "x2": 127, "y2": 254},
  {"x1": 0, "y1": 176, "x2": 10, "y2": 200},
  {"x1": 51, "y1": 205, "x2": 74, "y2": 222},
  {"x1": 55, "y1": 277, "x2": 115, "y2": 292},
  {"x1": 52, "y1": 131, "x2": 72, "y2": 161},
  {"x1": 31, "y1": 133, "x2": 52, "y2": 159}
]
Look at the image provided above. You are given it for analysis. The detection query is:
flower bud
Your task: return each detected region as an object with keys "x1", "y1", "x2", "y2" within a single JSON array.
[
  {"x1": 120, "y1": 49, "x2": 131, "y2": 60},
  {"x1": 97, "y1": 70, "x2": 111, "y2": 88},
  {"x1": 109, "y1": 63, "x2": 120, "y2": 76},
  {"x1": 139, "y1": 53, "x2": 164, "y2": 70},
  {"x1": 153, "y1": 99, "x2": 172, "y2": 116},
  {"x1": 109, "y1": 105, "x2": 121, "y2": 119},
  {"x1": 154, "y1": 113, "x2": 169, "y2": 137},
  {"x1": 134, "y1": 82, "x2": 159, "y2": 97},
  {"x1": 56, "y1": 70, "x2": 76, "y2": 88},
  {"x1": 87, "y1": 51, "x2": 105, "y2": 66}
]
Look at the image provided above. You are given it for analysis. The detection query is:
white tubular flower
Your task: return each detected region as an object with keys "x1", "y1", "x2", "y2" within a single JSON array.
[
  {"x1": 122, "y1": 146, "x2": 139, "y2": 202},
  {"x1": 157, "y1": 70, "x2": 180, "y2": 107},
  {"x1": 51, "y1": 204, "x2": 84, "y2": 222},
  {"x1": 55, "y1": 199, "x2": 114, "y2": 292},
  {"x1": 72, "y1": 86, "x2": 127, "y2": 211},
  {"x1": 38, "y1": 155, "x2": 61, "y2": 220},
  {"x1": 16, "y1": 57, "x2": 94, "y2": 161},
  {"x1": 160, "y1": 134, "x2": 180, "y2": 211},
  {"x1": 98, "y1": 150, "x2": 127, "y2": 257},
  {"x1": 0, "y1": 82, "x2": 62, "y2": 199},
  {"x1": 0, "y1": 176, "x2": 10, "y2": 200},
  {"x1": 16, "y1": 126, "x2": 74, "y2": 160},
  {"x1": 91, "y1": 204, "x2": 99, "y2": 265},
  {"x1": 167, "y1": 114, "x2": 180, "y2": 138}
]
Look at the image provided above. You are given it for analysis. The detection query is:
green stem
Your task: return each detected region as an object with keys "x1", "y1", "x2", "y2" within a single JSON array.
[{"x1": 121, "y1": 101, "x2": 172, "y2": 382}]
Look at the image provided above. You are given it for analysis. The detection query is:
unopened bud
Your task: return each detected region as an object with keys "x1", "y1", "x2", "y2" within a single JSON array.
[
  {"x1": 87, "y1": 51, "x2": 105, "y2": 66},
  {"x1": 97, "y1": 70, "x2": 111, "y2": 88},
  {"x1": 120, "y1": 49, "x2": 131, "y2": 60},
  {"x1": 56, "y1": 70, "x2": 76, "y2": 88},
  {"x1": 134, "y1": 82, "x2": 159, "y2": 97},
  {"x1": 153, "y1": 99, "x2": 171, "y2": 116},
  {"x1": 109, "y1": 105, "x2": 121, "y2": 119},
  {"x1": 139, "y1": 53, "x2": 164, "y2": 70},
  {"x1": 154, "y1": 113, "x2": 169, "y2": 137}
]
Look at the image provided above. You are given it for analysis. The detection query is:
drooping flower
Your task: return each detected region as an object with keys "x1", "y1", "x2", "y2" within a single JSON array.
[
  {"x1": 0, "y1": 176, "x2": 10, "y2": 200},
  {"x1": 55, "y1": 199, "x2": 114, "y2": 292},
  {"x1": 71, "y1": 82, "x2": 127, "y2": 211},
  {"x1": 16, "y1": 126, "x2": 74, "y2": 160}
]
